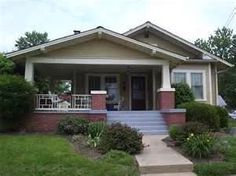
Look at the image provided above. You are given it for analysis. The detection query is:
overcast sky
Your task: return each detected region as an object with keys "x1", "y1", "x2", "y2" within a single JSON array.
[{"x1": 0, "y1": 0, "x2": 236, "y2": 52}]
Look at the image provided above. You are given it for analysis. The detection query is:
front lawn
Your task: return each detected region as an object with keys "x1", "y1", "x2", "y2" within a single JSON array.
[
  {"x1": 0, "y1": 135, "x2": 138, "y2": 176},
  {"x1": 194, "y1": 136, "x2": 236, "y2": 176}
]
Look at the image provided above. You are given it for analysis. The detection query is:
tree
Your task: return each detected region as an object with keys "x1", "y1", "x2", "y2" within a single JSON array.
[
  {"x1": 0, "y1": 53, "x2": 15, "y2": 74},
  {"x1": 195, "y1": 27, "x2": 236, "y2": 108},
  {"x1": 15, "y1": 31, "x2": 49, "y2": 50}
]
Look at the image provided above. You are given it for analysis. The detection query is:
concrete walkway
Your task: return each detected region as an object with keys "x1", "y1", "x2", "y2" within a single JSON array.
[{"x1": 135, "y1": 135, "x2": 196, "y2": 176}]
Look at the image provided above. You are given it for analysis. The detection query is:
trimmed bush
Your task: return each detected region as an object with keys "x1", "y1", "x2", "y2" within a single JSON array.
[
  {"x1": 0, "y1": 75, "x2": 35, "y2": 131},
  {"x1": 99, "y1": 123, "x2": 144, "y2": 154},
  {"x1": 178, "y1": 102, "x2": 220, "y2": 131},
  {"x1": 184, "y1": 133, "x2": 215, "y2": 159},
  {"x1": 58, "y1": 117, "x2": 89, "y2": 135},
  {"x1": 169, "y1": 125, "x2": 184, "y2": 141},
  {"x1": 215, "y1": 106, "x2": 229, "y2": 128},
  {"x1": 172, "y1": 82, "x2": 194, "y2": 107}
]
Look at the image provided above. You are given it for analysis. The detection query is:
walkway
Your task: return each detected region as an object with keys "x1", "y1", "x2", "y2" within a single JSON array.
[{"x1": 135, "y1": 135, "x2": 196, "y2": 176}]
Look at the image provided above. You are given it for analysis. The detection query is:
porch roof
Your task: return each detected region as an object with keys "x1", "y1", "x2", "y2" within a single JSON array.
[{"x1": 6, "y1": 26, "x2": 188, "y2": 62}]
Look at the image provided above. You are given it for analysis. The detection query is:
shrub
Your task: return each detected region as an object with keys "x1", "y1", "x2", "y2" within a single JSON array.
[
  {"x1": 169, "y1": 125, "x2": 184, "y2": 140},
  {"x1": 0, "y1": 75, "x2": 35, "y2": 131},
  {"x1": 169, "y1": 122, "x2": 209, "y2": 145},
  {"x1": 99, "y1": 123, "x2": 144, "y2": 154},
  {"x1": 172, "y1": 82, "x2": 194, "y2": 107},
  {"x1": 215, "y1": 106, "x2": 229, "y2": 128},
  {"x1": 58, "y1": 117, "x2": 89, "y2": 135},
  {"x1": 87, "y1": 122, "x2": 107, "y2": 148},
  {"x1": 184, "y1": 133, "x2": 215, "y2": 159},
  {"x1": 178, "y1": 102, "x2": 220, "y2": 131}
]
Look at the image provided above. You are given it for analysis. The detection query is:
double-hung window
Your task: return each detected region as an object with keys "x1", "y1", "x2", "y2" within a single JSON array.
[{"x1": 172, "y1": 71, "x2": 205, "y2": 100}]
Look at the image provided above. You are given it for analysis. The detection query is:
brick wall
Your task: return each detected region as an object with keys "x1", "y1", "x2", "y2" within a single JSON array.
[
  {"x1": 161, "y1": 110, "x2": 186, "y2": 126},
  {"x1": 157, "y1": 91, "x2": 175, "y2": 109},
  {"x1": 23, "y1": 112, "x2": 107, "y2": 132}
]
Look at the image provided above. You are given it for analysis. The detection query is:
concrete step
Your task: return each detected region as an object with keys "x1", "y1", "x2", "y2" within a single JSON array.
[
  {"x1": 107, "y1": 119, "x2": 165, "y2": 123},
  {"x1": 136, "y1": 135, "x2": 193, "y2": 175},
  {"x1": 141, "y1": 172, "x2": 196, "y2": 176},
  {"x1": 140, "y1": 130, "x2": 168, "y2": 135}
]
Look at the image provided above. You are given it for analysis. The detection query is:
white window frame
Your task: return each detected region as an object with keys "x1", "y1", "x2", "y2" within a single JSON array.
[
  {"x1": 85, "y1": 74, "x2": 120, "y2": 100},
  {"x1": 171, "y1": 70, "x2": 206, "y2": 101}
]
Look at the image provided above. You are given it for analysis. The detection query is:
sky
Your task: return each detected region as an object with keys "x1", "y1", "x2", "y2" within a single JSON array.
[{"x1": 0, "y1": 0, "x2": 236, "y2": 52}]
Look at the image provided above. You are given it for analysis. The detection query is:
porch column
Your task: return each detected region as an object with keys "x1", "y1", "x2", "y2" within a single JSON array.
[
  {"x1": 24, "y1": 58, "x2": 34, "y2": 84},
  {"x1": 157, "y1": 64, "x2": 175, "y2": 109},
  {"x1": 152, "y1": 68, "x2": 156, "y2": 110},
  {"x1": 72, "y1": 69, "x2": 77, "y2": 94}
]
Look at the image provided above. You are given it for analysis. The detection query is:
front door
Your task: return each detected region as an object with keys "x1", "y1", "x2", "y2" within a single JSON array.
[{"x1": 131, "y1": 76, "x2": 146, "y2": 110}]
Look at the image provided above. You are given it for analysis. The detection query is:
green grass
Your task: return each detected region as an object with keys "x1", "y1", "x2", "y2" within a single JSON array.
[
  {"x1": 0, "y1": 135, "x2": 138, "y2": 176},
  {"x1": 228, "y1": 118, "x2": 236, "y2": 128},
  {"x1": 194, "y1": 136, "x2": 236, "y2": 176}
]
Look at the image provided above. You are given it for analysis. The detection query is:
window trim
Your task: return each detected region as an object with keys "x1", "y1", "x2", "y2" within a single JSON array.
[{"x1": 171, "y1": 70, "x2": 207, "y2": 101}]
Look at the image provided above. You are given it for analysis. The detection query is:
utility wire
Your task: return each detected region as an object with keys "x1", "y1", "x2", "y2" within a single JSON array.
[{"x1": 225, "y1": 7, "x2": 236, "y2": 27}]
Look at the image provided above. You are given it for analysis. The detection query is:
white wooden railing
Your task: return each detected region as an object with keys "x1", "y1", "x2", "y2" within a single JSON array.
[{"x1": 35, "y1": 94, "x2": 91, "y2": 111}]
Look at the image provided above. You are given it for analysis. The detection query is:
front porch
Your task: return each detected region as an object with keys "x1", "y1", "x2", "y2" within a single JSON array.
[{"x1": 31, "y1": 64, "x2": 175, "y2": 112}]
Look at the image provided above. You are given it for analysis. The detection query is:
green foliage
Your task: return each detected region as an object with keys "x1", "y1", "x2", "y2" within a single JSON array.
[
  {"x1": 169, "y1": 122, "x2": 209, "y2": 145},
  {"x1": 0, "y1": 53, "x2": 15, "y2": 74},
  {"x1": 0, "y1": 135, "x2": 139, "y2": 176},
  {"x1": 0, "y1": 75, "x2": 35, "y2": 130},
  {"x1": 178, "y1": 102, "x2": 220, "y2": 131},
  {"x1": 15, "y1": 31, "x2": 49, "y2": 50},
  {"x1": 195, "y1": 27, "x2": 236, "y2": 108},
  {"x1": 58, "y1": 117, "x2": 89, "y2": 135},
  {"x1": 169, "y1": 124, "x2": 185, "y2": 144},
  {"x1": 101, "y1": 150, "x2": 136, "y2": 166},
  {"x1": 215, "y1": 106, "x2": 229, "y2": 128},
  {"x1": 195, "y1": 27, "x2": 235, "y2": 63},
  {"x1": 87, "y1": 122, "x2": 106, "y2": 148},
  {"x1": 172, "y1": 83, "x2": 194, "y2": 107},
  {"x1": 184, "y1": 133, "x2": 215, "y2": 159},
  {"x1": 99, "y1": 123, "x2": 144, "y2": 154},
  {"x1": 194, "y1": 162, "x2": 236, "y2": 176}
]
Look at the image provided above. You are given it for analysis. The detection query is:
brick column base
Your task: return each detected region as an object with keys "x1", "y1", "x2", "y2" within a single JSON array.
[
  {"x1": 161, "y1": 109, "x2": 186, "y2": 126},
  {"x1": 157, "y1": 88, "x2": 175, "y2": 110},
  {"x1": 91, "y1": 90, "x2": 107, "y2": 110}
]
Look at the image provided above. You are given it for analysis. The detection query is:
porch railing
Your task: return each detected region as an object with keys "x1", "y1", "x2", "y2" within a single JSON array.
[{"x1": 35, "y1": 94, "x2": 91, "y2": 111}]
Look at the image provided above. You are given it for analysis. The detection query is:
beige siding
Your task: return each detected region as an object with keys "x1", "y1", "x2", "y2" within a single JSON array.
[
  {"x1": 47, "y1": 39, "x2": 153, "y2": 59},
  {"x1": 133, "y1": 33, "x2": 197, "y2": 58},
  {"x1": 172, "y1": 63, "x2": 216, "y2": 105}
]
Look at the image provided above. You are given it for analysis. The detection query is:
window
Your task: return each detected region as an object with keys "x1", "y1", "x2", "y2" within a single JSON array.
[
  {"x1": 173, "y1": 72, "x2": 186, "y2": 83},
  {"x1": 87, "y1": 74, "x2": 119, "y2": 103},
  {"x1": 191, "y1": 73, "x2": 203, "y2": 99},
  {"x1": 172, "y1": 70, "x2": 205, "y2": 100}
]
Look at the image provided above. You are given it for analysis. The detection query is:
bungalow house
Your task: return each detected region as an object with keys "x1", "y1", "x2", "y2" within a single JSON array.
[{"x1": 6, "y1": 22, "x2": 232, "y2": 134}]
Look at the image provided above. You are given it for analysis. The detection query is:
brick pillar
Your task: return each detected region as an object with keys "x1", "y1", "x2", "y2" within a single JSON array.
[
  {"x1": 157, "y1": 88, "x2": 175, "y2": 109},
  {"x1": 91, "y1": 90, "x2": 107, "y2": 110}
]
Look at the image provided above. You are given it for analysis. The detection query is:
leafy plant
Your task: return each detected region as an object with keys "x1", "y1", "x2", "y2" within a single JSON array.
[
  {"x1": 172, "y1": 82, "x2": 194, "y2": 107},
  {"x1": 58, "y1": 117, "x2": 89, "y2": 135},
  {"x1": 0, "y1": 53, "x2": 15, "y2": 74},
  {"x1": 178, "y1": 102, "x2": 220, "y2": 131},
  {"x1": 184, "y1": 133, "x2": 215, "y2": 159},
  {"x1": 169, "y1": 124, "x2": 185, "y2": 145},
  {"x1": 87, "y1": 122, "x2": 106, "y2": 148},
  {"x1": 0, "y1": 75, "x2": 35, "y2": 131},
  {"x1": 99, "y1": 123, "x2": 144, "y2": 154}
]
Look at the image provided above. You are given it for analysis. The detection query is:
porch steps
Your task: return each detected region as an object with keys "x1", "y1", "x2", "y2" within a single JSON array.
[{"x1": 107, "y1": 111, "x2": 168, "y2": 135}]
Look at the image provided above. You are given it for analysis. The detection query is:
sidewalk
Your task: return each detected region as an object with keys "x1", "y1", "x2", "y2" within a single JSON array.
[{"x1": 135, "y1": 135, "x2": 196, "y2": 175}]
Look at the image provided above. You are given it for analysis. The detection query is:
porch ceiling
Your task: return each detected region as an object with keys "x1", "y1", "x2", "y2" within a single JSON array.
[{"x1": 35, "y1": 63, "x2": 161, "y2": 79}]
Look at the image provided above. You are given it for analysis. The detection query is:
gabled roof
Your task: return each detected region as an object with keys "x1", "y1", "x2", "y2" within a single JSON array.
[
  {"x1": 124, "y1": 21, "x2": 233, "y2": 67},
  {"x1": 6, "y1": 26, "x2": 188, "y2": 62}
]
